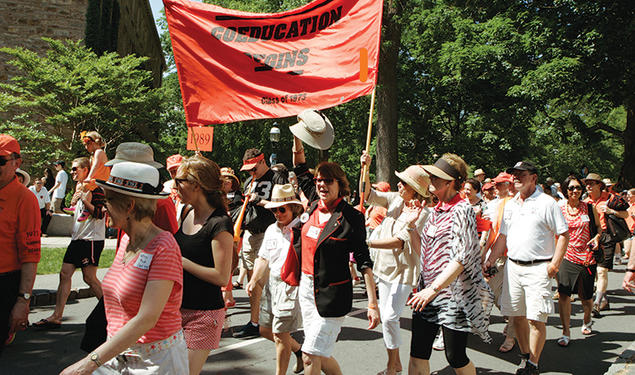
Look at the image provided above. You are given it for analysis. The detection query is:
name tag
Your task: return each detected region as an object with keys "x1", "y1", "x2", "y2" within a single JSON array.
[
  {"x1": 580, "y1": 214, "x2": 590, "y2": 223},
  {"x1": 266, "y1": 239, "x2": 277, "y2": 250},
  {"x1": 425, "y1": 225, "x2": 437, "y2": 237},
  {"x1": 134, "y1": 253, "x2": 153, "y2": 270},
  {"x1": 307, "y1": 226, "x2": 321, "y2": 239}
]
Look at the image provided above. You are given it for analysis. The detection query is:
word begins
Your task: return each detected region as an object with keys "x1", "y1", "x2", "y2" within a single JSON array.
[{"x1": 245, "y1": 49, "x2": 309, "y2": 74}]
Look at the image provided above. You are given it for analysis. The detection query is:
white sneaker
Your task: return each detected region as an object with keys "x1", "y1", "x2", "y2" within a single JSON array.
[{"x1": 432, "y1": 332, "x2": 444, "y2": 351}]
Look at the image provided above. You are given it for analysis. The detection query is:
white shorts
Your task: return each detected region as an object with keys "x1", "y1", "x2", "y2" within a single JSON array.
[
  {"x1": 93, "y1": 330, "x2": 188, "y2": 375},
  {"x1": 500, "y1": 260, "x2": 554, "y2": 322},
  {"x1": 299, "y1": 273, "x2": 344, "y2": 358}
]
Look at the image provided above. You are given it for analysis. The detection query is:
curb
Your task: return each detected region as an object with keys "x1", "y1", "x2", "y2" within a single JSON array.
[
  {"x1": 31, "y1": 287, "x2": 95, "y2": 308},
  {"x1": 606, "y1": 342, "x2": 635, "y2": 375}
]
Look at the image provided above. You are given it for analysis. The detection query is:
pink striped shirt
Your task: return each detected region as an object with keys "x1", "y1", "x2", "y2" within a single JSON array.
[
  {"x1": 102, "y1": 231, "x2": 183, "y2": 343},
  {"x1": 561, "y1": 202, "x2": 593, "y2": 265}
]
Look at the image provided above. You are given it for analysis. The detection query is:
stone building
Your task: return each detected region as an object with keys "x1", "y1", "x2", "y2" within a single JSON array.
[{"x1": 0, "y1": 0, "x2": 165, "y2": 87}]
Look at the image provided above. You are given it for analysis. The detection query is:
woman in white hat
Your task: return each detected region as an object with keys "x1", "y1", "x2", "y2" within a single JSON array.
[
  {"x1": 60, "y1": 161, "x2": 186, "y2": 375},
  {"x1": 360, "y1": 151, "x2": 431, "y2": 375},
  {"x1": 173, "y1": 155, "x2": 234, "y2": 375},
  {"x1": 407, "y1": 154, "x2": 493, "y2": 375},
  {"x1": 246, "y1": 184, "x2": 305, "y2": 375}
]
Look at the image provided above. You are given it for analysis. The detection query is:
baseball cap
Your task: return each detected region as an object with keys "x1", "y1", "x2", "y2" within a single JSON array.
[
  {"x1": 482, "y1": 182, "x2": 494, "y2": 190},
  {"x1": 0, "y1": 134, "x2": 20, "y2": 156},
  {"x1": 506, "y1": 161, "x2": 537, "y2": 175},
  {"x1": 166, "y1": 154, "x2": 183, "y2": 171},
  {"x1": 493, "y1": 172, "x2": 514, "y2": 184}
]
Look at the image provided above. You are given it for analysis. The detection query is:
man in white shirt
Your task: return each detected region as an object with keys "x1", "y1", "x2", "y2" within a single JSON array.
[
  {"x1": 483, "y1": 161, "x2": 569, "y2": 375},
  {"x1": 49, "y1": 160, "x2": 68, "y2": 213},
  {"x1": 29, "y1": 178, "x2": 52, "y2": 235}
]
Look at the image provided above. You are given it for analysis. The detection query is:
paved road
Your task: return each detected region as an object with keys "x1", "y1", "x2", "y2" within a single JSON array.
[{"x1": 3, "y1": 266, "x2": 634, "y2": 374}]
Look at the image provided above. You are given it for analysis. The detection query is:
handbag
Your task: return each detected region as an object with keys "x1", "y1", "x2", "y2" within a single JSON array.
[
  {"x1": 606, "y1": 214, "x2": 631, "y2": 243},
  {"x1": 80, "y1": 297, "x2": 107, "y2": 352},
  {"x1": 586, "y1": 203, "x2": 603, "y2": 264},
  {"x1": 607, "y1": 194, "x2": 629, "y2": 211}
]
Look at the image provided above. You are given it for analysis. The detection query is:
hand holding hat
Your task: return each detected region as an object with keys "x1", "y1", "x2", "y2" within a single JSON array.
[{"x1": 289, "y1": 109, "x2": 334, "y2": 150}]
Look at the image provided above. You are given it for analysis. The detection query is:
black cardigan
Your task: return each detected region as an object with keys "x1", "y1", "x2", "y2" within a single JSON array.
[{"x1": 290, "y1": 163, "x2": 373, "y2": 317}]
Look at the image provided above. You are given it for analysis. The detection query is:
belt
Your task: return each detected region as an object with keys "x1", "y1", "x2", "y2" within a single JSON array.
[
  {"x1": 508, "y1": 257, "x2": 552, "y2": 266},
  {"x1": 0, "y1": 270, "x2": 20, "y2": 278}
]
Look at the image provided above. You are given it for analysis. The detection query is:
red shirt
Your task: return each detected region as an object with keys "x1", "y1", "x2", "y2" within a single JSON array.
[
  {"x1": 102, "y1": 231, "x2": 183, "y2": 343},
  {"x1": 585, "y1": 191, "x2": 611, "y2": 231},
  {"x1": 561, "y1": 202, "x2": 593, "y2": 265},
  {"x1": 301, "y1": 210, "x2": 328, "y2": 276},
  {"x1": 0, "y1": 178, "x2": 41, "y2": 273},
  {"x1": 154, "y1": 198, "x2": 178, "y2": 234}
]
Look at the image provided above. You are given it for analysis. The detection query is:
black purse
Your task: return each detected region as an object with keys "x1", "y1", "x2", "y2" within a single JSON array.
[
  {"x1": 606, "y1": 214, "x2": 631, "y2": 243},
  {"x1": 587, "y1": 203, "x2": 604, "y2": 264}
]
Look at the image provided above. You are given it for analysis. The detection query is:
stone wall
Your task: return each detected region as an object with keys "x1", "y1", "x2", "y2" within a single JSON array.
[
  {"x1": 0, "y1": 0, "x2": 164, "y2": 85},
  {"x1": 0, "y1": 0, "x2": 88, "y2": 82}
]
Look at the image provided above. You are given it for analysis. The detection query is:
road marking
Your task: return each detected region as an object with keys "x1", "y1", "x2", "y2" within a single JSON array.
[{"x1": 209, "y1": 337, "x2": 267, "y2": 357}]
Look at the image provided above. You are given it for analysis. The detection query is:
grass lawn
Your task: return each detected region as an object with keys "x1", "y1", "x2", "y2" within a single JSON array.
[{"x1": 37, "y1": 248, "x2": 116, "y2": 275}]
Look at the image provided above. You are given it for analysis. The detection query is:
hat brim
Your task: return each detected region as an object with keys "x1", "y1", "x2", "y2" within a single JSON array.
[
  {"x1": 394, "y1": 170, "x2": 430, "y2": 198},
  {"x1": 240, "y1": 162, "x2": 258, "y2": 171},
  {"x1": 105, "y1": 158, "x2": 164, "y2": 169},
  {"x1": 96, "y1": 180, "x2": 169, "y2": 200},
  {"x1": 264, "y1": 200, "x2": 303, "y2": 209},
  {"x1": 421, "y1": 165, "x2": 455, "y2": 181},
  {"x1": 16, "y1": 169, "x2": 30, "y2": 186},
  {"x1": 289, "y1": 120, "x2": 334, "y2": 151}
]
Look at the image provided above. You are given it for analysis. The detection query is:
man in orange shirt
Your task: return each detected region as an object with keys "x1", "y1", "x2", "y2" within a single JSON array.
[
  {"x1": 584, "y1": 173, "x2": 629, "y2": 316},
  {"x1": 0, "y1": 134, "x2": 41, "y2": 355}
]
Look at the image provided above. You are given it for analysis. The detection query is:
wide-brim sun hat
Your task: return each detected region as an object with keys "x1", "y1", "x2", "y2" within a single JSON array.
[
  {"x1": 96, "y1": 161, "x2": 168, "y2": 200},
  {"x1": 264, "y1": 183, "x2": 302, "y2": 209},
  {"x1": 220, "y1": 167, "x2": 239, "y2": 184},
  {"x1": 394, "y1": 165, "x2": 430, "y2": 198},
  {"x1": 289, "y1": 109, "x2": 334, "y2": 150},
  {"x1": 16, "y1": 168, "x2": 30, "y2": 186},
  {"x1": 583, "y1": 173, "x2": 603, "y2": 183},
  {"x1": 105, "y1": 142, "x2": 163, "y2": 168}
]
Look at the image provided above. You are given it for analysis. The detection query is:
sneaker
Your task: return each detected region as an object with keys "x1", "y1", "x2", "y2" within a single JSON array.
[
  {"x1": 592, "y1": 304, "x2": 602, "y2": 318},
  {"x1": 432, "y1": 332, "x2": 444, "y2": 351},
  {"x1": 232, "y1": 321, "x2": 260, "y2": 338},
  {"x1": 77, "y1": 209, "x2": 91, "y2": 222},
  {"x1": 519, "y1": 361, "x2": 539, "y2": 375},
  {"x1": 515, "y1": 353, "x2": 530, "y2": 375}
]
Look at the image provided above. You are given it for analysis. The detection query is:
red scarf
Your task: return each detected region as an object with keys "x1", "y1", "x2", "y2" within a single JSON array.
[{"x1": 317, "y1": 197, "x2": 342, "y2": 213}]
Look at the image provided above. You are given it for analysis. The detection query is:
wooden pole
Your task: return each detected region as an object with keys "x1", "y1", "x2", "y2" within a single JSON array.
[
  {"x1": 233, "y1": 179, "x2": 256, "y2": 243},
  {"x1": 358, "y1": 87, "x2": 376, "y2": 212}
]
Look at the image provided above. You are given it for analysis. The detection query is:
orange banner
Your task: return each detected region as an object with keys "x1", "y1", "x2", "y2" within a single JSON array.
[{"x1": 164, "y1": 0, "x2": 383, "y2": 126}]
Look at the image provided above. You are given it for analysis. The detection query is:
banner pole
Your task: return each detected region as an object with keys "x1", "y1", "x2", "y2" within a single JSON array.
[
  {"x1": 358, "y1": 87, "x2": 376, "y2": 212},
  {"x1": 191, "y1": 126, "x2": 200, "y2": 152}
]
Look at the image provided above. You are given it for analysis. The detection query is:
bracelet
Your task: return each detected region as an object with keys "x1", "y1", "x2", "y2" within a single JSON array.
[
  {"x1": 430, "y1": 285, "x2": 440, "y2": 293},
  {"x1": 367, "y1": 303, "x2": 378, "y2": 309}
]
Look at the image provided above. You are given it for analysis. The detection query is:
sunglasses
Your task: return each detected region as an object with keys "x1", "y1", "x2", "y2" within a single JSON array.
[
  {"x1": 270, "y1": 206, "x2": 287, "y2": 214},
  {"x1": 0, "y1": 156, "x2": 18, "y2": 166},
  {"x1": 174, "y1": 178, "x2": 190, "y2": 185},
  {"x1": 313, "y1": 177, "x2": 335, "y2": 185},
  {"x1": 71, "y1": 167, "x2": 78, "y2": 172},
  {"x1": 567, "y1": 185, "x2": 583, "y2": 191}
]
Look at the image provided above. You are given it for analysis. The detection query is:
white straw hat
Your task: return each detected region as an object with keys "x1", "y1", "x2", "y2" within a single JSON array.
[
  {"x1": 105, "y1": 142, "x2": 163, "y2": 168},
  {"x1": 264, "y1": 184, "x2": 302, "y2": 209},
  {"x1": 394, "y1": 165, "x2": 430, "y2": 198},
  {"x1": 289, "y1": 109, "x2": 334, "y2": 150},
  {"x1": 16, "y1": 168, "x2": 30, "y2": 186},
  {"x1": 96, "y1": 162, "x2": 168, "y2": 199}
]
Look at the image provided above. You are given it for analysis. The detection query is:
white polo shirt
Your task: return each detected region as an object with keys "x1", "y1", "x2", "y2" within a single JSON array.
[
  {"x1": 500, "y1": 188, "x2": 568, "y2": 262},
  {"x1": 29, "y1": 185, "x2": 50, "y2": 209},
  {"x1": 258, "y1": 217, "x2": 299, "y2": 277}
]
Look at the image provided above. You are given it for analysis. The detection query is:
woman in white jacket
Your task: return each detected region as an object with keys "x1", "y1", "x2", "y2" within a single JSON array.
[{"x1": 360, "y1": 152, "x2": 431, "y2": 375}]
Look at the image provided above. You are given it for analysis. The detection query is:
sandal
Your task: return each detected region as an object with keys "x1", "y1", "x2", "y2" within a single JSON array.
[
  {"x1": 557, "y1": 335, "x2": 570, "y2": 347},
  {"x1": 232, "y1": 281, "x2": 242, "y2": 289},
  {"x1": 498, "y1": 336, "x2": 515, "y2": 353},
  {"x1": 581, "y1": 320, "x2": 593, "y2": 335},
  {"x1": 33, "y1": 318, "x2": 61, "y2": 330}
]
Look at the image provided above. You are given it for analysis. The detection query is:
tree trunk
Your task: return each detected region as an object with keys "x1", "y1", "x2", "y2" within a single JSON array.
[
  {"x1": 619, "y1": 102, "x2": 635, "y2": 189},
  {"x1": 375, "y1": 0, "x2": 401, "y2": 188}
]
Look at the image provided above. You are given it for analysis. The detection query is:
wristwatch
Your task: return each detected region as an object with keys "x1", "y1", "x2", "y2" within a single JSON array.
[
  {"x1": 17, "y1": 292, "x2": 31, "y2": 301},
  {"x1": 90, "y1": 352, "x2": 102, "y2": 367}
]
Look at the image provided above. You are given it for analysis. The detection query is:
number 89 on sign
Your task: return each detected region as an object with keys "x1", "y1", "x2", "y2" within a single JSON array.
[{"x1": 187, "y1": 127, "x2": 214, "y2": 152}]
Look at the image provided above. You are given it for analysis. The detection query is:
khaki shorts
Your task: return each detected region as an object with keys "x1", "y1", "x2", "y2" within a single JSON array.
[
  {"x1": 260, "y1": 275, "x2": 302, "y2": 334},
  {"x1": 241, "y1": 231, "x2": 264, "y2": 271},
  {"x1": 51, "y1": 198, "x2": 64, "y2": 213}
]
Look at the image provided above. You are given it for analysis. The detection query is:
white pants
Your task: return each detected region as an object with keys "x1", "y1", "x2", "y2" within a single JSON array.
[
  {"x1": 299, "y1": 273, "x2": 344, "y2": 358},
  {"x1": 377, "y1": 278, "x2": 412, "y2": 350}
]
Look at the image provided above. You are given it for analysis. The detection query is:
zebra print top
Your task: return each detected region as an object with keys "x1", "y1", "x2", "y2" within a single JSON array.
[{"x1": 416, "y1": 194, "x2": 493, "y2": 342}]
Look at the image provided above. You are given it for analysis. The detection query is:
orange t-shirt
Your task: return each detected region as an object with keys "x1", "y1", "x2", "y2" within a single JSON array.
[
  {"x1": 301, "y1": 210, "x2": 328, "y2": 276},
  {"x1": 366, "y1": 206, "x2": 387, "y2": 229},
  {"x1": 0, "y1": 178, "x2": 41, "y2": 273},
  {"x1": 585, "y1": 191, "x2": 611, "y2": 231}
]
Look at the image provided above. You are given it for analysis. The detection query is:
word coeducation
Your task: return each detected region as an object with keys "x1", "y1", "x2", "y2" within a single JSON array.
[{"x1": 211, "y1": 6, "x2": 342, "y2": 42}]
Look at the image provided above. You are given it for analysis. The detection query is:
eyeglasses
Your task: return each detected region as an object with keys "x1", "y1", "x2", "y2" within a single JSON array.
[
  {"x1": 71, "y1": 167, "x2": 78, "y2": 172},
  {"x1": 174, "y1": 178, "x2": 190, "y2": 185},
  {"x1": 314, "y1": 177, "x2": 335, "y2": 185},
  {"x1": 270, "y1": 206, "x2": 287, "y2": 214},
  {"x1": 0, "y1": 155, "x2": 18, "y2": 166},
  {"x1": 567, "y1": 185, "x2": 583, "y2": 191}
]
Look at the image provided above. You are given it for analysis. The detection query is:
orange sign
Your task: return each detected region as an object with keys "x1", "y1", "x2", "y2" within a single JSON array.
[
  {"x1": 164, "y1": 0, "x2": 383, "y2": 126},
  {"x1": 187, "y1": 127, "x2": 214, "y2": 152}
]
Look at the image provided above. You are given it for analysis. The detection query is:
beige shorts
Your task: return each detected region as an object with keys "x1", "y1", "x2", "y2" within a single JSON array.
[
  {"x1": 241, "y1": 231, "x2": 264, "y2": 271},
  {"x1": 501, "y1": 260, "x2": 553, "y2": 322},
  {"x1": 51, "y1": 198, "x2": 64, "y2": 213},
  {"x1": 260, "y1": 275, "x2": 302, "y2": 334}
]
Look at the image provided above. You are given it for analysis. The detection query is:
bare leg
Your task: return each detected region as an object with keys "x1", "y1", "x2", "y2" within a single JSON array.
[
  {"x1": 453, "y1": 360, "x2": 476, "y2": 375},
  {"x1": 513, "y1": 316, "x2": 530, "y2": 355},
  {"x1": 247, "y1": 269, "x2": 261, "y2": 325},
  {"x1": 408, "y1": 357, "x2": 430, "y2": 375},
  {"x1": 260, "y1": 326, "x2": 273, "y2": 341},
  {"x1": 581, "y1": 298, "x2": 593, "y2": 325},
  {"x1": 595, "y1": 266, "x2": 608, "y2": 304},
  {"x1": 527, "y1": 320, "x2": 546, "y2": 364},
  {"x1": 274, "y1": 332, "x2": 293, "y2": 375},
  {"x1": 386, "y1": 347, "x2": 402, "y2": 374},
  {"x1": 558, "y1": 294, "x2": 571, "y2": 337},
  {"x1": 81, "y1": 265, "x2": 102, "y2": 299},
  {"x1": 44, "y1": 263, "x2": 75, "y2": 323},
  {"x1": 188, "y1": 349, "x2": 211, "y2": 375}
]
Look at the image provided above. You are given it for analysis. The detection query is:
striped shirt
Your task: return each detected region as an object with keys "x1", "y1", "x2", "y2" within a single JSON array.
[
  {"x1": 102, "y1": 231, "x2": 183, "y2": 343},
  {"x1": 561, "y1": 202, "x2": 593, "y2": 265},
  {"x1": 417, "y1": 194, "x2": 493, "y2": 342}
]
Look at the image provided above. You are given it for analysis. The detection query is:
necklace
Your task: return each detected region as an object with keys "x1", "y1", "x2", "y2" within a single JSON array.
[
  {"x1": 121, "y1": 224, "x2": 154, "y2": 264},
  {"x1": 566, "y1": 201, "x2": 581, "y2": 217}
]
